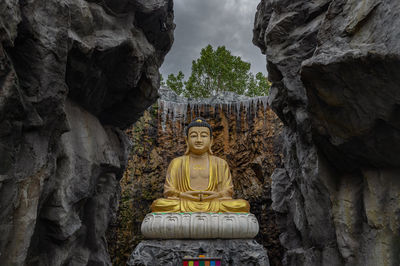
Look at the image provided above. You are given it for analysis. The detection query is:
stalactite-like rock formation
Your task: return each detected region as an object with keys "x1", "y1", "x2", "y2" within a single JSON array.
[
  {"x1": 111, "y1": 87, "x2": 284, "y2": 265},
  {"x1": 0, "y1": 0, "x2": 174, "y2": 265},
  {"x1": 254, "y1": 1, "x2": 400, "y2": 265}
]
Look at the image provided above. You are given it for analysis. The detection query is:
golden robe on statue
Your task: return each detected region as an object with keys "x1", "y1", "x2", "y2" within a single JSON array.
[{"x1": 151, "y1": 155, "x2": 250, "y2": 213}]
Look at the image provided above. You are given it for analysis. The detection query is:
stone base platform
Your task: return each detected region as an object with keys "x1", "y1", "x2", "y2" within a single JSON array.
[
  {"x1": 127, "y1": 239, "x2": 269, "y2": 266},
  {"x1": 141, "y1": 212, "x2": 259, "y2": 239}
]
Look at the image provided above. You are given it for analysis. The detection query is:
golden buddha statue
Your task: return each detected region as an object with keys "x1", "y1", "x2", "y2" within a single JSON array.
[{"x1": 151, "y1": 117, "x2": 250, "y2": 213}]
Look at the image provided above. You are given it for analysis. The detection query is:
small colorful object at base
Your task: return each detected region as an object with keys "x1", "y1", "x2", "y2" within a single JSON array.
[{"x1": 183, "y1": 255, "x2": 222, "y2": 266}]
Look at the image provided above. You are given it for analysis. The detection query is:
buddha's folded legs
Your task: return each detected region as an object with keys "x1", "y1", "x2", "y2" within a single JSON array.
[
  {"x1": 151, "y1": 198, "x2": 250, "y2": 213},
  {"x1": 151, "y1": 198, "x2": 181, "y2": 213},
  {"x1": 219, "y1": 199, "x2": 250, "y2": 213}
]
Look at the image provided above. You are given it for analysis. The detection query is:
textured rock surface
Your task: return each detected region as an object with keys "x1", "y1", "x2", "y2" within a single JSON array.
[
  {"x1": 127, "y1": 239, "x2": 270, "y2": 266},
  {"x1": 109, "y1": 88, "x2": 284, "y2": 265},
  {"x1": 0, "y1": 0, "x2": 174, "y2": 265},
  {"x1": 254, "y1": 0, "x2": 400, "y2": 265}
]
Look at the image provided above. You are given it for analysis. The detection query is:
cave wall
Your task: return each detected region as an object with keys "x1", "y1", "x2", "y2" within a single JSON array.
[
  {"x1": 110, "y1": 89, "x2": 284, "y2": 265},
  {"x1": 0, "y1": 0, "x2": 174, "y2": 265},
  {"x1": 254, "y1": 0, "x2": 400, "y2": 265}
]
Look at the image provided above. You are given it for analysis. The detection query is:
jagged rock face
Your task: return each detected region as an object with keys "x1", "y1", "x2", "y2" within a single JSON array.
[
  {"x1": 0, "y1": 0, "x2": 174, "y2": 265},
  {"x1": 254, "y1": 0, "x2": 400, "y2": 265},
  {"x1": 128, "y1": 239, "x2": 270, "y2": 266},
  {"x1": 110, "y1": 89, "x2": 284, "y2": 265}
]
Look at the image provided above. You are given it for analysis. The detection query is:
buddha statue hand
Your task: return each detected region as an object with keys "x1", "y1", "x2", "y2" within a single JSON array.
[
  {"x1": 178, "y1": 191, "x2": 224, "y2": 202},
  {"x1": 179, "y1": 191, "x2": 201, "y2": 201},
  {"x1": 202, "y1": 191, "x2": 233, "y2": 201},
  {"x1": 200, "y1": 191, "x2": 221, "y2": 201}
]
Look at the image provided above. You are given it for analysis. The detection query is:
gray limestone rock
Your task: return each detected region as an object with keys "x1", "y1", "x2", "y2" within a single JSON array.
[
  {"x1": 0, "y1": 0, "x2": 174, "y2": 265},
  {"x1": 301, "y1": 0, "x2": 400, "y2": 170},
  {"x1": 127, "y1": 239, "x2": 270, "y2": 266},
  {"x1": 254, "y1": 0, "x2": 400, "y2": 265}
]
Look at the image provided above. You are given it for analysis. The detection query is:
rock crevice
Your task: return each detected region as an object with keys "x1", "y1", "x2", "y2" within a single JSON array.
[{"x1": 110, "y1": 88, "x2": 284, "y2": 265}]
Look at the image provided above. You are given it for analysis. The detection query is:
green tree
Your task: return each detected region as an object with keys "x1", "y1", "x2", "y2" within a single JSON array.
[
  {"x1": 166, "y1": 71, "x2": 185, "y2": 95},
  {"x1": 165, "y1": 44, "x2": 270, "y2": 98},
  {"x1": 184, "y1": 45, "x2": 250, "y2": 98},
  {"x1": 246, "y1": 72, "x2": 270, "y2": 97},
  {"x1": 160, "y1": 74, "x2": 166, "y2": 87}
]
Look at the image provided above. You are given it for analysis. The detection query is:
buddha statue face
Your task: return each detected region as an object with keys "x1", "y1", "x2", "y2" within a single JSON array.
[{"x1": 185, "y1": 126, "x2": 213, "y2": 155}]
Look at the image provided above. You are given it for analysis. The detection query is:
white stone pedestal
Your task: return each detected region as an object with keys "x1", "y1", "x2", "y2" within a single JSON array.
[{"x1": 141, "y1": 212, "x2": 259, "y2": 239}]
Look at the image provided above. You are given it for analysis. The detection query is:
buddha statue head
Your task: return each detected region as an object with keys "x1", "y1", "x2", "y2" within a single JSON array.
[{"x1": 184, "y1": 117, "x2": 213, "y2": 155}]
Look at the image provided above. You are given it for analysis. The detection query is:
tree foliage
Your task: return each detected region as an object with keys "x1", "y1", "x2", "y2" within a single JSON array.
[
  {"x1": 247, "y1": 72, "x2": 270, "y2": 97},
  {"x1": 166, "y1": 71, "x2": 185, "y2": 96},
  {"x1": 164, "y1": 44, "x2": 270, "y2": 98}
]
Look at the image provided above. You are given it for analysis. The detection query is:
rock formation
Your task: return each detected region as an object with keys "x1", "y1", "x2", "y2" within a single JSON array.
[
  {"x1": 254, "y1": 0, "x2": 400, "y2": 265},
  {"x1": 0, "y1": 0, "x2": 174, "y2": 265},
  {"x1": 128, "y1": 239, "x2": 270, "y2": 266},
  {"x1": 110, "y1": 87, "x2": 284, "y2": 265}
]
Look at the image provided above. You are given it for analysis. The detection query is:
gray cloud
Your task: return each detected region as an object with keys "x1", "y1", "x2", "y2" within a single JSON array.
[{"x1": 160, "y1": 0, "x2": 266, "y2": 80}]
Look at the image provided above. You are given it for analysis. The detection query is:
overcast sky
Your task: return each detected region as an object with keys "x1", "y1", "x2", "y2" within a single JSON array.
[{"x1": 160, "y1": 0, "x2": 266, "y2": 79}]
